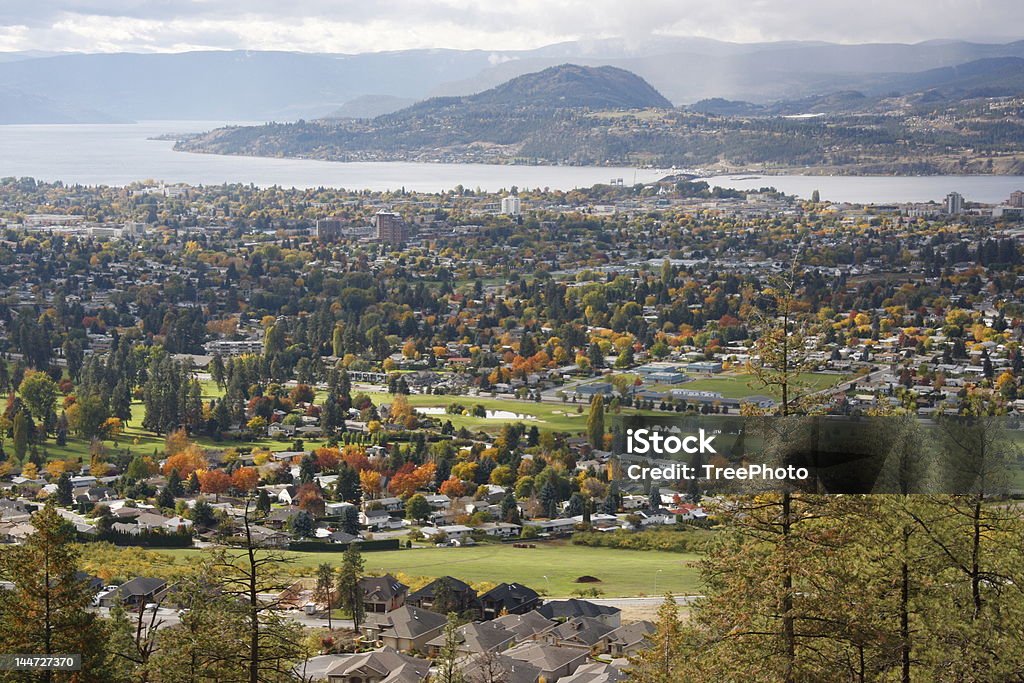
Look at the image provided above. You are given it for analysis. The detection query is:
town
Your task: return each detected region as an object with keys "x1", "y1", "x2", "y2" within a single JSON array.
[{"x1": 1, "y1": 173, "x2": 1024, "y2": 681}]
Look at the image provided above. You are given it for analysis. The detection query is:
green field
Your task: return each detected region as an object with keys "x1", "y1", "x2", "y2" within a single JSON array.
[
  {"x1": 157, "y1": 541, "x2": 702, "y2": 598},
  {"x1": 616, "y1": 371, "x2": 847, "y2": 400}
]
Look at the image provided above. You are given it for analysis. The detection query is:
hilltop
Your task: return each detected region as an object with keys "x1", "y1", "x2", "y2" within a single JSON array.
[{"x1": 176, "y1": 64, "x2": 675, "y2": 165}]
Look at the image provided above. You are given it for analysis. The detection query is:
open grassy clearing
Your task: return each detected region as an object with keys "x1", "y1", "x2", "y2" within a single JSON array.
[{"x1": 156, "y1": 541, "x2": 702, "y2": 598}]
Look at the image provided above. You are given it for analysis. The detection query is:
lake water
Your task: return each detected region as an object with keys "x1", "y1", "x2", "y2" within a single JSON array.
[
  {"x1": 0, "y1": 120, "x2": 664, "y2": 192},
  {"x1": 0, "y1": 120, "x2": 1021, "y2": 202}
]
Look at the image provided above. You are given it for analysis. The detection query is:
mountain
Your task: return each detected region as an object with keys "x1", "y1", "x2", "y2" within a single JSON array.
[
  {"x1": 176, "y1": 64, "x2": 674, "y2": 165},
  {"x1": 397, "y1": 64, "x2": 671, "y2": 114},
  {"x1": 3, "y1": 38, "x2": 1024, "y2": 123},
  {"x1": 326, "y1": 95, "x2": 418, "y2": 119},
  {"x1": 0, "y1": 87, "x2": 129, "y2": 124}
]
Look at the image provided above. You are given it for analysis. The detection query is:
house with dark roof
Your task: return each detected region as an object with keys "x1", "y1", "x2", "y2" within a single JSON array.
[
  {"x1": 100, "y1": 577, "x2": 168, "y2": 608},
  {"x1": 478, "y1": 582, "x2": 541, "y2": 620},
  {"x1": 540, "y1": 616, "x2": 617, "y2": 652},
  {"x1": 360, "y1": 574, "x2": 408, "y2": 614},
  {"x1": 362, "y1": 606, "x2": 447, "y2": 653},
  {"x1": 605, "y1": 621, "x2": 655, "y2": 657},
  {"x1": 406, "y1": 576, "x2": 477, "y2": 614},
  {"x1": 537, "y1": 599, "x2": 621, "y2": 628}
]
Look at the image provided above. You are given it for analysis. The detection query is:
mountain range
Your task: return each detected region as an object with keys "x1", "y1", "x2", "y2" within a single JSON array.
[{"x1": 3, "y1": 37, "x2": 1024, "y2": 123}]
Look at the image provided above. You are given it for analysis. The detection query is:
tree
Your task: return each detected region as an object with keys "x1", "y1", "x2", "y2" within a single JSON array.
[
  {"x1": 191, "y1": 499, "x2": 216, "y2": 528},
  {"x1": 19, "y1": 371, "x2": 59, "y2": 434},
  {"x1": 0, "y1": 504, "x2": 114, "y2": 680},
  {"x1": 12, "y1": 409, "x2": 29, "y2": 461},
  {"x1": 232, "y1": 466, "x2": 260, "y2": 493},
  {"x1": 405, "y1": 493, "x2": 431, "y2": 522},
  {"x1": 67, "y1": 393, "x2": 111, "y2": 440},
  {"x1": 336, "y1": 544, "x2": 365, "y2": 630},
  {"x1": 434, "y1": 612, "x2": 467, "y2": 683},
  {"x1": 210, "y1": 499, "x2": 307, "y2": 683},
  {"x1": 587, "y1": 394, "x2": 605, "y2": 448},
  {"x1": 256, "y1": 489, "x2": 272, "y2": 517},
  {"x1": 162, "y1": 444, "x2": 208, "y2": 479},
  {"x1": 628, "y1": 595, "x2": 685, "y2": 682},
  {"x1": 288, "y1": 510, "x2": 314, "y2": 538},
  {"x1": 315, "y1": 563, "x2": 336, "y2": 631},
  {"x1": 198, "y1": 469, "x2": 232, "y2": 501},
  {"x1": 340, "y1": 505, "x2": 360, "y2": 536},
  {"x1": 55, "y1": 471, "x2": 74, "y2": 506}
]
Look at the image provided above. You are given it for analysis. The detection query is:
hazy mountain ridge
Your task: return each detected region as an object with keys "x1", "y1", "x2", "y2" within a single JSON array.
[
  {"x1": 177, "y1": 59, "x2": 1024, "y2": 173},
  {"x1": 3, "y1": 38, "x2": 1024, "y2": 123}
]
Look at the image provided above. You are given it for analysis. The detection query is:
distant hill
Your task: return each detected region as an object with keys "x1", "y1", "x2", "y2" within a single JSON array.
[
  {"x1": 178, "y1": 64, "x2": 675, "y2": 165},
  {"x1": 428, "y1": 64, "x2": 673, "y2": 110},
  {"x1": 326, "y1": 95, "x2": 418, "y2": 119},
  {"x1": 0, "y1": 87, "x2": 129, "y2": 124},
  {"x1": 4, "y1": 39, "x2": 1024, "y2": 123}
]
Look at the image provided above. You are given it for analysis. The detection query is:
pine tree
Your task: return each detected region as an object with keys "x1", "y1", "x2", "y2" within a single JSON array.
[
  {"x1": 434, "y1": 612, "x2": 467, "y2": 683},
  {"x1": 0, "y1": 504, "x2": 114, "y2": 680},
  {"x1": 336, "y1": 544, "x2": 365, "y2": 630},
  {"x1": 628, "y1": 595, "x2": 685, "y2": 682}
]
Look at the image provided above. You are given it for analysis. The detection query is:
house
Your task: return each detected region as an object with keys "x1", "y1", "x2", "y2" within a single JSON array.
[
  {"x1": 321, "y1": 646, "x2": 430, "y2": 683},
  {"x1": 541, "y1": 616, "x2": 616, "y2": 652},
  {"x1": 247, "y1": 524, "x2": 291, "y2": 548},
  {"x1": 523, "y1": 518, "x2": 577, "y2": 535},
  {"x1": 637, "y1": 508, "x2": 676, "y2": 528},
  {"x1": 360, "y1": 508, "x2": 404, "y2": 531},
  {"x1": 457, "y1": 652, "x2": 541, "y2": 683},
  {"x1": 423, "y1": 494, "x2": 451, "y2": 510},
  {"x1": 476, "y1": 522, "x2": 522, "y2": 538},
  {"x1": 559, "y1": 662, "x2": 625, "y2": 683},
  {"x1": 478, "y1": 583, "x2": 541, "y2": 619},
  {"x1": 406, "y1": 576, "x2": 478, "y2": 614},
  {"x1": 420, "y1": 524, "x2": 473, "y2": 542},
  {"x1": 504, "y1": 642, "x2": 589, "y2": 681},
  {"x1": 605, "y1": 621, "x2": 655, "y2": 657},
  {"x1": 494, "y1": 610, "x2": 557, "y2": 640},
  {"x1": 538, "y1": 599, "x2": 621, "y2": 628},
  {"x1": 362, "y1": 606, "x2": 447, "y2": 653},
  {"x1": 101, "y1": 577, "x2": 169, "y2": 608},
  {"x1": 369, "y1": 497, "x2": 405, "y2": 513},
  {"x1": 361, "y1": 575, "x2": 409, "y2": 614},
  {"x1": 425, "y1": 621, "x2": 516, "y2": 658}
]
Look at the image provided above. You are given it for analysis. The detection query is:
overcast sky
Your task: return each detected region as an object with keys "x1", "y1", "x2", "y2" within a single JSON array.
[{"x1": 1, "y1": 1, "x2": 1021, "y2": 54}]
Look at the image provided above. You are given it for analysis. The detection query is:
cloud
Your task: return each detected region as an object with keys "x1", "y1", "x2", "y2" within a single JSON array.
[{"x1": 0, "y1": 0, "x2": 1021, "y2": 53}]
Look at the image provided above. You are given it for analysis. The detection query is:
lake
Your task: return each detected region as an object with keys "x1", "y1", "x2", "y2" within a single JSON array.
[
  {"x1": 0, "y1": 120, "x2": 1021, "y2": 202},
  {"x1": 0, "y1": 120, "x2": 664, "y2": 192}
]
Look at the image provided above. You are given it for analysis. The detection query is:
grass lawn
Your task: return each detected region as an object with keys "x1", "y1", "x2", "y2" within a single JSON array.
[
  {"x1": 624, "y1": 371, "x2": 847, "y2": 400},
  {"x1": 157, "y1": 541, "x2": 702, "y2": 598}
]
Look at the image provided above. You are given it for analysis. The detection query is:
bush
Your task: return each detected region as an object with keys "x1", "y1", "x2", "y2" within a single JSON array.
[{"x1": 571, "y1": 528, "x2": 711, "y2": 553}]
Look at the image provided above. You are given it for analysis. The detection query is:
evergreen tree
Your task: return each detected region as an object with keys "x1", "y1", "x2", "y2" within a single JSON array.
[
  {"x1": 336, "y1": 544, "x2": 365, "y2": 630},
  {"x1": 587, "y1": 394, "x2": 605, "y2": 448},
  {"x1": 628, "y1": 595, "x2": 685, "y2": 682},
  {"x1": 0, "y1": 504, "x2": 114, "y2": 680}
]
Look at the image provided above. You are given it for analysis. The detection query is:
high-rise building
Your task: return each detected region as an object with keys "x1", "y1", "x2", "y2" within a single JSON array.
[
  {"x1": 375, "y1": 211, "x2": 408, "y2": 245},
  {"x1": 500, "y1": 196, "x2": 522, "y2": 216},
  {"x1": 1009, "y1": 190, "x2": 1024, "y2": 208},
  {"x1": 945, "y1": 192, "x2": 964, "y2": 215},
  {"x1": 314, "y1": 218, "x2": 345, "y2": 240}
]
